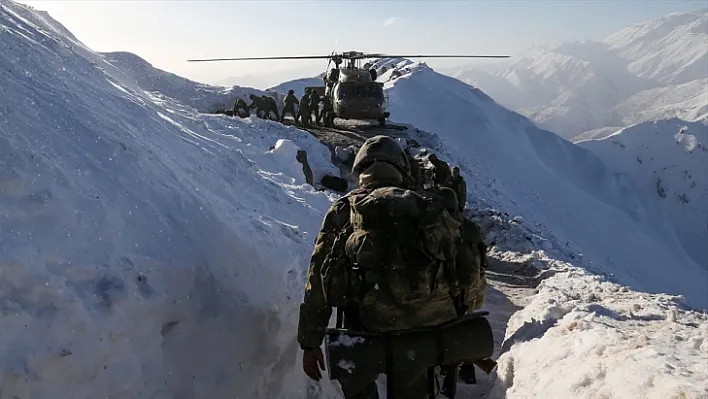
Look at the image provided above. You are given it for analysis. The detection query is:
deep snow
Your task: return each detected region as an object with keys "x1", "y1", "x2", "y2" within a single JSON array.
[
  {"x1": 4, "y1": 1, "x2": 708, "y2": 398},
  {"x1": 576, "y1": 119, "x2": 708, "y2": 268},
  {"x1": 0, "y1": 2, "x2": 338, "y2": 397}
]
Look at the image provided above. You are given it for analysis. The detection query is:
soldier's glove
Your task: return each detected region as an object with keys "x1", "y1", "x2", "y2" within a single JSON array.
[{"x1": 302, "y1": 347, "x2": 326, "y2": 381}]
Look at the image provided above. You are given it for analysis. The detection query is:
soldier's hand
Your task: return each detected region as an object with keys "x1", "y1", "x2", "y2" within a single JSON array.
[{"x1": 303, "y1": 347, "x2": 326, "y2": 381}]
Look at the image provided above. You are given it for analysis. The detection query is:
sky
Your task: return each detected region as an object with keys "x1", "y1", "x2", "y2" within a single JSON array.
[{"x1": 18, "y1": 0, "x2": 708, "y2": 88}]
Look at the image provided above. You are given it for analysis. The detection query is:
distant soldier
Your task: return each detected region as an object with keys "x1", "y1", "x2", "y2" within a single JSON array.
[
  {"x1": 309, "y1": 89, "x2": 321, "y2": 125},
  {"x1": 450, "y1": 166, "x2": 467, "y2": 212},
  {"x1": 318, "y1": 94, "x2": 334, "y2": 126},
  {"x1": 263, "y1": 95, "x2": 280, "y2": 121},
  {"x1": 233, "y1": 98, "x2": 249, "y2": 118},
  {"x1": 281, "y1": 89, "x2": 299, "y2": 122},
  {"x1": 296, "y1": 90, "x2": 311, "y2": 127},
  {"x1": 249, "y1": 94, "x2": 267, "y2": 119},
  {"x1": 428, "y1": 153, "x2": 452, "y2": 186}
]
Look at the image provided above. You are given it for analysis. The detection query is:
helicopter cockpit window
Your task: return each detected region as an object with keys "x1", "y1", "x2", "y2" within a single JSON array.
[{"x1": 338, "y1": 83, "x2": 384, "y2": 100}]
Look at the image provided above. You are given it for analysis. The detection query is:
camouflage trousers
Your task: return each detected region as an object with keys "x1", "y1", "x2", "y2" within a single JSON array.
[
  {"x1": 281, "y1": 105, "x2": 296, "y2": 122},
  {"x1": 338, "y1": 368, "x2": 435, "y2": 399}
]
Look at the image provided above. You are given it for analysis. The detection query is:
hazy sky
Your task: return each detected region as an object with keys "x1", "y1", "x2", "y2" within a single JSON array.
[{"x1": 18, "y1": 0, "x2": 707, "y2": 88}]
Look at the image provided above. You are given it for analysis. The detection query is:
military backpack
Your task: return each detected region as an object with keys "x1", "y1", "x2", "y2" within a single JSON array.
[{"x1": 320, "y1": 185, "x2": 465, "y2": 332}]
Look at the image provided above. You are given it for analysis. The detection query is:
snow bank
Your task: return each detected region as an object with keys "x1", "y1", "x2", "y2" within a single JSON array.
[
  {"x1": 491, "y1": 266, "x2": 708, "y2": 399},
  {"x1": 0, "y1": 1, "x2": 341, "y2": 397},
  {"x1": 377, "y1": 61, "x2": 707, "y2": 308},
  {"x1": 576, "y1": 119, "x2": 708, "y2": 268}
]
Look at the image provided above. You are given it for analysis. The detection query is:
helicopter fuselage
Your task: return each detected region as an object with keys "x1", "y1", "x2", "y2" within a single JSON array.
[{"x1": 321, "y1": 67, "x2": 388, "y2": 122}]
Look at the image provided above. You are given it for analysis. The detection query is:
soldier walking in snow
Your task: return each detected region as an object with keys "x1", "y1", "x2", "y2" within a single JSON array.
[{"x1": 449, "y1": 166, "x2": 467, "y2": 212}]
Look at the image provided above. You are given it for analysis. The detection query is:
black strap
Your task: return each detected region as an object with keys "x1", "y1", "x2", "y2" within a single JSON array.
[
  {"x1": 384, "y1": 333, "x2": 394, "y2": 399},
  {"x1": 336, "y1": 308, "x2": 344, "y2": 329}
]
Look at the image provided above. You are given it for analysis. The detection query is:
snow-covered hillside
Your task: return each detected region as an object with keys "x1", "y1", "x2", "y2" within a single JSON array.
[
  {"x1": 102, "y1": 51, "x2": 284, "y2": 113},
  {"x1": 576, "y1": 120, "x2": 708, "y2": 268},
  {"x1": 452, "y1": 9, "x2": 708, "y2": 138},
  {"x1": 604, "y1": 10, "x2": 708, "y2": 85},
  {"x1": 0, "y1": 2, "x2": 340, "y2": 397},
  {"x1": 4, "y1": 1, "x2": 708, "y2": 398},
  {"x1": 269, "y1": 75, "x2": 323, "y2": 98},
  {"x1": 325, "y1": 57, "x2": 708, "y2": 307}
]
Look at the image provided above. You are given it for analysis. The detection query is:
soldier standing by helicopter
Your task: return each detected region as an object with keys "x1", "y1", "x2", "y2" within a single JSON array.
[
  {"x1": 309, "y1": 89, "x2": 321, "y2": 126},
  {"x1": 281, "y1": 89, "x2": 299, "y2": 122},
  {"x1": 319, "y1": 94, "x2": 334, "y2": 127},
  {"x1": 296, "y1": 90, "x2": 311, "y2": 127}
]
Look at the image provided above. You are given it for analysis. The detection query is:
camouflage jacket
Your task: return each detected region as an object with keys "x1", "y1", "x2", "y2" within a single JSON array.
[
  {"x1": 297, "y1": 197, "x2": 350, "y2": 349},
  {"x1": 284, "y1": 93, "x2": 299, "y2": 108},
  {"x1": 248, "y1": 97, "x2": 264, "y2": 109}
]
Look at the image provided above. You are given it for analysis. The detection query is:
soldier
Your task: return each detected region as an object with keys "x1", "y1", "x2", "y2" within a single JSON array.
[
  {"x1": 233, "y1": 97, "x2": 249, "y2": 118},
  {"x1": 309, "y1": 89, "x2": 321, "y2": 125},
  {"x1": 296, "y1": 90, "x2": 311, "y2": 127},
  {"x1": 450, "y1": 166, "x2": 467, "y2": 212},
  {"x1": 248, "y1": 94, "x2": 267, "y2": 119},
  {"x1": 318, "y1": 94, "x2": 334, "y2": 126},
  {"x1": 298, "y1": 136, "x2": 489, "y2": 399},
  {"x1": 281, "y1": 89, "x2": 299, "y2": 122},
  {"x1": 427, "y1": 153, "x2": 452, "y2": 187},
  {"x1": 263, "y1": 95, "x2": 280, "y2": 121}
]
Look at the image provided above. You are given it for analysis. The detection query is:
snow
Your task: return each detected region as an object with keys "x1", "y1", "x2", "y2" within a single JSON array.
[
  {"x1": 0, "y1": 1, "x2": 339, "y2": 397},
  {"x1": 375, "y1": 60, "x2": 707, "y2": 309},
  {"x1": 269, "y1": 76, "x2": 324, "y2": 98},
  {"x1": 330, "y1": 334, "x2": 366, "y2": 348},
  {"x1": 490, "y1": 265, "x2": 708, "y2": 399},
  {"x1": 5, "y1": 0, "x2": 708, "y2": 398},
  {"x1": 576, "y1": 119, "x2": 708, "y2": 268},
  {"x1": 450, "y1": 10, "x2": 708, "y2": 138},
  {"x1": 102, "y1": 51, "x2": 282, "y2": 114}
]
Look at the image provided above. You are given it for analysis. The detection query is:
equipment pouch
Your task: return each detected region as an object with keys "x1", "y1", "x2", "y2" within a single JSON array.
[{"x1": 323, "y1": 311, "x2": 494, "y2": 382}]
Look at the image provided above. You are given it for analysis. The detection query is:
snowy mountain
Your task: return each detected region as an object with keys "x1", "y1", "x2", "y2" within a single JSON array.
[
  {"x1": 268, "y1": 75, "x2": 323, "y2": 98},
  {"x1": 576, "y1": 119, "x2": 708, "y2": 268},
  {"x1": 3, "y1": 1, "x2": 707, "y2": 398},
  {"x1": 102, "y1": 51, "x2": 284, "y2": 113},
  {"x1": 604, "y1": 10, "x2": 708, "y2": 85},
  {"x1": 452, "y1": 9, "x2": 708, "y2": 138}
]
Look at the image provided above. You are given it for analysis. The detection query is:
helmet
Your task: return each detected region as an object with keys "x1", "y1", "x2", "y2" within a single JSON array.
[
  {"x1": 288, "y1": 89, "x2": 294, "y2": 94},
  {"x1": 352, "y1": 135, "x2": 410, "y2": 178}
]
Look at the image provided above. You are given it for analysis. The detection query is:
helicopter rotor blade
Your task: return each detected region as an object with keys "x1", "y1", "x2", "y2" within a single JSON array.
[
  {"x1": 187, "y1": 55, "x2": 335, "y2": 62},
  {"x1": 362, "y1": 54, "x2": 510, "y2": 59}
]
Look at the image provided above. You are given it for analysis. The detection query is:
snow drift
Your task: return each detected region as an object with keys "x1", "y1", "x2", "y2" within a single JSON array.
[
  {"x1": 576, "y1": 119, "x2": 708, "y2": 268},
  {"x1": 0, "y1": 1, "x2": 339, "y2": 397}
]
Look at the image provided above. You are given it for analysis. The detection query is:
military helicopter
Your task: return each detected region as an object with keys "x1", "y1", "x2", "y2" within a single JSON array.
[{"x1": 187, "y1": 51, "x2": 509, "y2": 127}]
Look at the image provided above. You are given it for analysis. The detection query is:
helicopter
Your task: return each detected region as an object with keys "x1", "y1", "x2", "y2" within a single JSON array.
[{"x1": 187, "y1": 51, "x2": 510, "y2": 127}]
